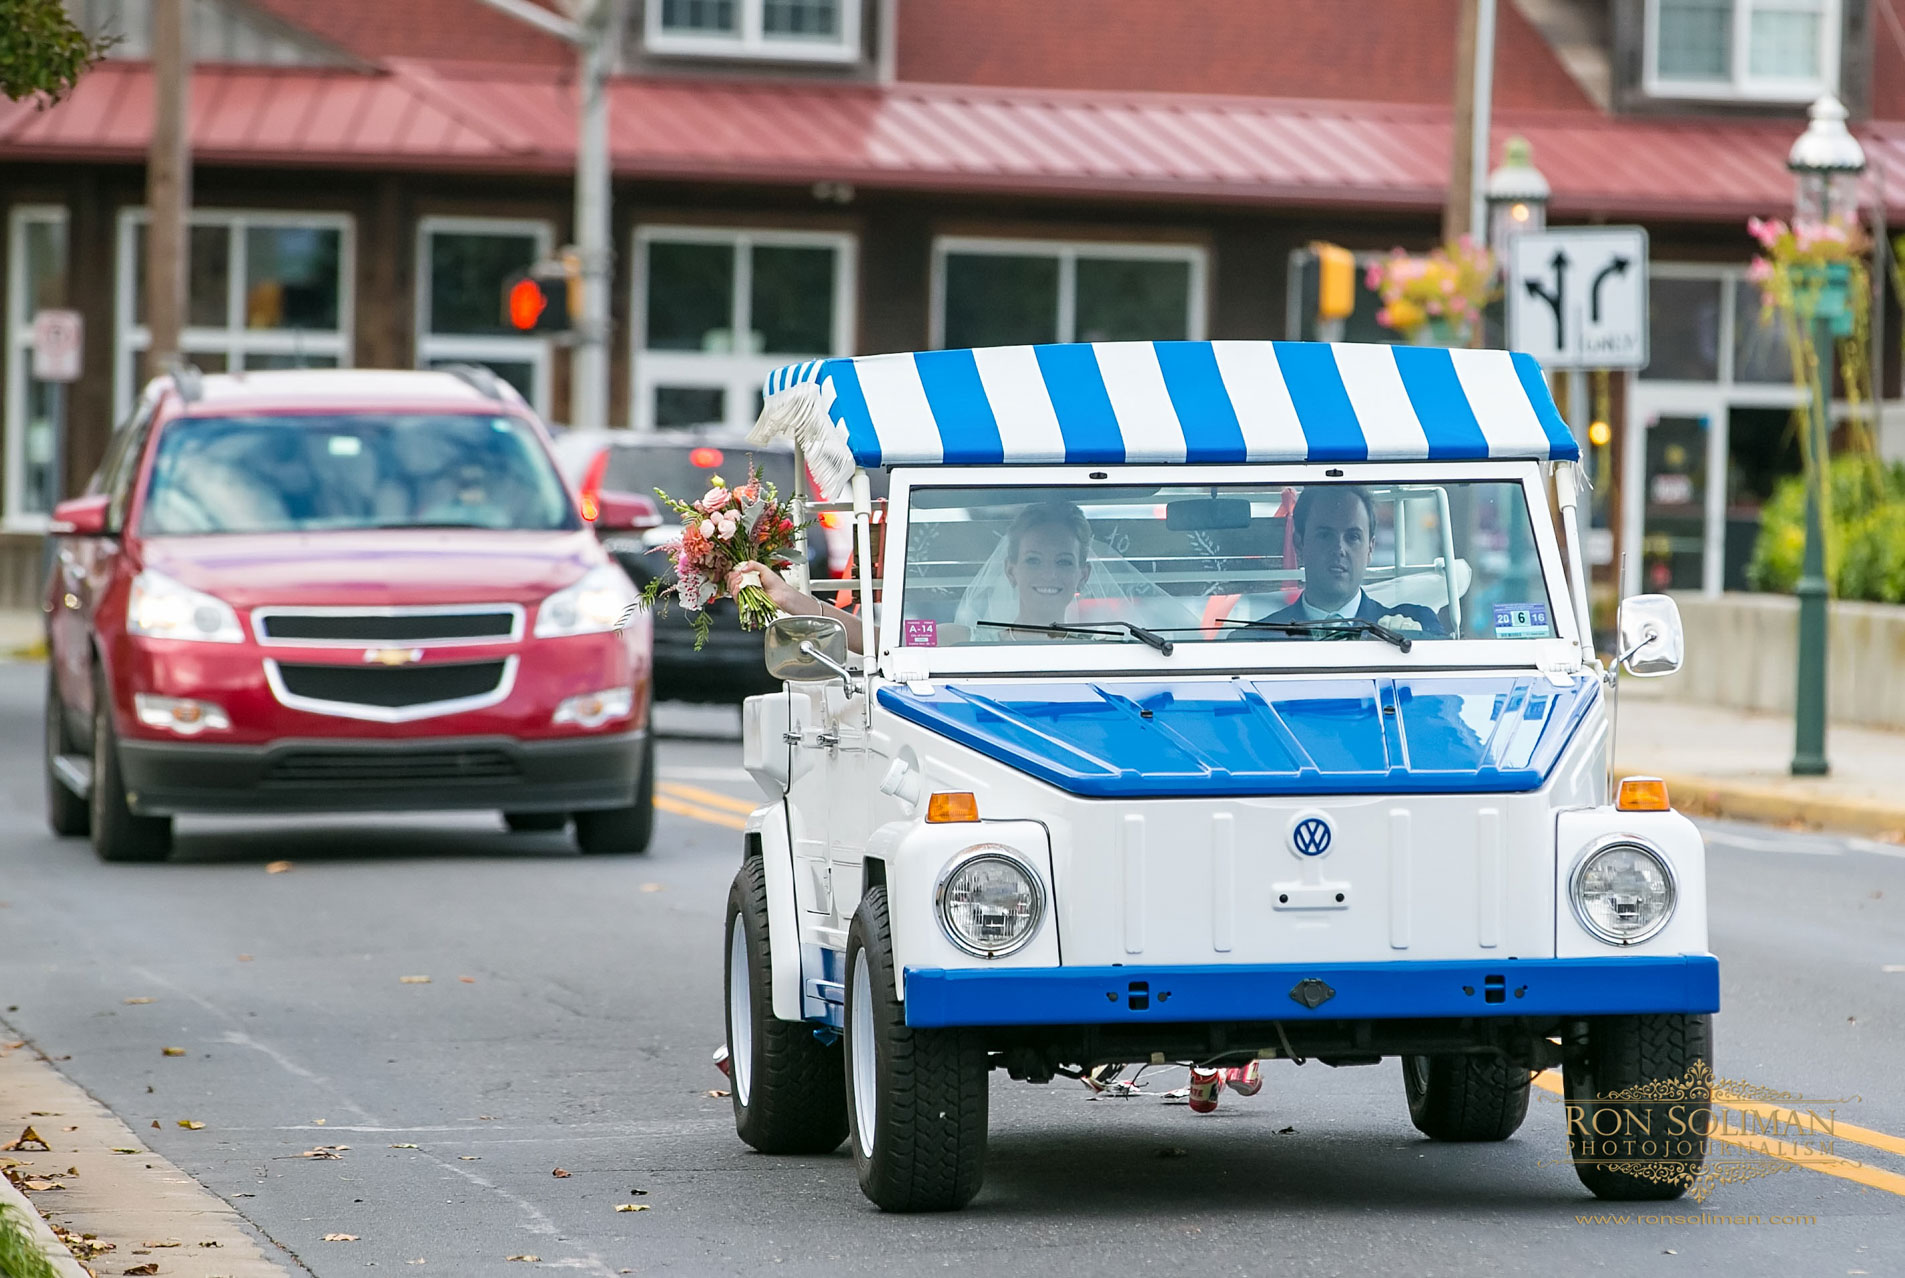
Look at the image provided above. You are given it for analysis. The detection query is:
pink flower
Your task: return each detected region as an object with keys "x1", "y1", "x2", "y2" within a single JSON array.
[
  {"x1": 1364, "y1": 265, "x2": 1383, "y2": 290},
  {"x1": 1746, "y1": 257, "x2": 1774, "y2": 284},
  {"x1": 701, "y1": 487, "x2": 730, "y2": 510},
  {"x1": 1376, "y1": 306, "x2": 1393, "y2": 327},
  {"x1": 698, "y1": 518, "x2": 716, "y2": 538}
]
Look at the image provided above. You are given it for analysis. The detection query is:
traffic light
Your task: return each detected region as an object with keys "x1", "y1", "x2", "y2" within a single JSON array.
[
  {"x1": 501, "y1": 269, "x2": 572, "y2": 334},
  {"x1": 1312, "y1": 242, "x2": 1356, "y2": 323}
]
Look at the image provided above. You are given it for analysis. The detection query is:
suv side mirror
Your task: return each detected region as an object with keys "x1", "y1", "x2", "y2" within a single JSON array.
[
  {"x1": 591, "y1": 490, "x2": 662, "y2": 532},
  {"x1": 765, "y1": 615, "x2": 853, "y2": 689},
  {"x1": 1616, "y1": 593, "x2": 1684, "y2": 677},
  {"x1": 51, "y1": 494, "x2": 110, "y2": 536}
]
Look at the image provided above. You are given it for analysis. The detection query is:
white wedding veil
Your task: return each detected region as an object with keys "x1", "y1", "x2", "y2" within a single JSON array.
[{"x1": 951, "y1": 531, "x2": 1200, "y2": 634}]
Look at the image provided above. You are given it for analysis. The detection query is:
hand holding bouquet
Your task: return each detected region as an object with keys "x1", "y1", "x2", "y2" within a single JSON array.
[{"x1": 622, "y1": 462, "x2": 804, "y2": 650}]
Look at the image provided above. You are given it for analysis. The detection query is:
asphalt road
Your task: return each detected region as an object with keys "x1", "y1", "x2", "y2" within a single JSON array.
[{"x1": 1, "y1": 658, "x2": 1901, "y2": 1277}]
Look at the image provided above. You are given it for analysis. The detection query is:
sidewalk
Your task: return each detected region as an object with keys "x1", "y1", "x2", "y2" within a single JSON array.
[{"x1": 1615, "y1": 686, "x2": 1905, "y2": 839}]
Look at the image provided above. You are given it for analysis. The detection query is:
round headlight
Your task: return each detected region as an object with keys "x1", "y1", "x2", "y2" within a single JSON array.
[
  {"x1": 936, "y1": 847, "x2": 1044, "y2": 958},
  {"x1": 1571, "y1": 839, "x2": 1676, "y2": 944}
]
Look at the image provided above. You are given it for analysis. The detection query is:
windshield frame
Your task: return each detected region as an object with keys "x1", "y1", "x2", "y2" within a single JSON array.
[{"x1": 876, "y1": 460, "x2": 1580, "y2": 678}]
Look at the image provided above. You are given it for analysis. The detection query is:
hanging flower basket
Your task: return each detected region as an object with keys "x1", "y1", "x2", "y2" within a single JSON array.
[{"x1": 1367, "y1": 236, "x2": 1497, "y2": 348}]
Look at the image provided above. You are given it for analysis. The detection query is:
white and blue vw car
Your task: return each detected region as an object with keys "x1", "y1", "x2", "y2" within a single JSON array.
[{"x1": 723, "y1": 340, "x2": 1714, "y2": 1212}]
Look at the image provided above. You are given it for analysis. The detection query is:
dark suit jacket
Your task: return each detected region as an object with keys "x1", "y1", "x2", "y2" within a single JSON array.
[{"x1": 1256, "y1": 592, "x2": 1448, "y2": 638}]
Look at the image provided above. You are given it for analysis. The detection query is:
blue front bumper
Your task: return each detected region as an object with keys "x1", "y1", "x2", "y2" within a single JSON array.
[{"x1": 901, "y1": 955, "x2": 1720, "y2": 1029}]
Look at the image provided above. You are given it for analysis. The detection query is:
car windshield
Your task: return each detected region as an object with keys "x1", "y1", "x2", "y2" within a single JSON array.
[
  {"x1": 897, "y1": 480, "x2": 1557, "y2": 648},
  {"x1": 140, "y1": 413, "x2": 577, "y2": 535}
]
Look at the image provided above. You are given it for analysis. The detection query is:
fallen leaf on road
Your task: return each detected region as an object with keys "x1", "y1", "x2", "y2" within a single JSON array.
[
  {"x1": 624, "y1": 1188, "x2": 647, "y2": 1195},
  {"x1": 614, "y1": 1203, "x2": 649, "y2": 1212},
  {"x1": 639, "y1": 882, "x2": 663, "y2": 893},
  {"x1": 0, "y1": 1156, "x2": 28, "y2": 1169},
  {"x1": 389, "y1": 1143, "x2": 419, "y2": 1149},
  {"x1": 143, "y1": 1240, "x2": 182, "y2": 1247},
  {"x1": 161, "y1": 1047, "x2": 186, "y2": 1057},
  {"x1": 238, "y1": 954, "x2": 253, "y2": 962},
  {"x1": 297, "y1": 1146, "x2": 349, "y2": 1159},
  {"x1": 265, "y1": 861, "x2": 293, "y2": 874},
  {"x1": 199, "y1": 1240, "x2": 219, "y2": 1247},
  {"x1": 176, "y1": 1120, "x2": 204, "y2": 1130},
  {"x1": 704, "y1": 1089, "x2": 729, "y2": 1098},
  {"x1": 151, "y1": 1121, "x2": 160, "y2": 1129},
  {"x1": 458, "y1": 1155, "x2": 480, "y2": 1161},
  {"x1": 407, "y1": 1260, "x2": 425, "y2": 1265},
  {"x1": 459, "y1": 976, "x2": 475, "y2": 983},
  {"x1": 477, "y1": 1115, "x2": 495, "y2": 1121},
  {"x1": 2, "y1": 1126, "x2": 49, "y2": 1151},
  {"x1": 123, "y1": 1264, "x2": 160, "y2": 1276},
  {"x1": 63, "y1": 1125, "x2": 78, "y2": 1132},
  {"x1": 506, "y1": 1256, "x2": 539, "y2": 1263},
  {"x1": 21, "y1": 1178, "x2": 62, "y2": 1191},
  {"x1": 400, "y1": 975, "x2": 431, "y2": 984},
  {"x1": 124, "y1": 997, "x2": 155, "y2": 1005},
  {"x1": 312, "y1": 1118, "x2": 326, "y2": 1125},
  {"x1": 551, "y1": 1167, "x2": 571, "y2": 1177},
  {"x1": 112, "y1": 1147, "x2": 140, "y2": 1154},
  {"x1": 322, "y1": 1233, "x2": 359, "y2": 1242}
]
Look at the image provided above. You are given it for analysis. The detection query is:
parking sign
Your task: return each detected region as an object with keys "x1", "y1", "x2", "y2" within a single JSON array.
[{"x1": 32, "y1": 309, "x2": 84, "y2": 382}]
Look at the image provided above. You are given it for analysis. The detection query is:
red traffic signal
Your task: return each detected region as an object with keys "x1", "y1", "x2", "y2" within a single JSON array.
[{"x1": 501, "y1": 272, "x2": 570, "y2": 333}]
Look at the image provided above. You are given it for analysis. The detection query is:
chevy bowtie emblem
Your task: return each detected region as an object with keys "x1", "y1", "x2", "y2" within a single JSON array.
[{"x1": 364, "y1": 647, "x2": 424, "y2": 666}]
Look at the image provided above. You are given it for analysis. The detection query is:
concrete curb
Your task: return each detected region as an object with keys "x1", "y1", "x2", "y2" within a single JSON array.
[
  {"x1": 1628, "y1": 766, "x2": 1905, "y2": 840},
  {"x1": 0, "y1": 1169, "x2": 91, "y2": 1278}
]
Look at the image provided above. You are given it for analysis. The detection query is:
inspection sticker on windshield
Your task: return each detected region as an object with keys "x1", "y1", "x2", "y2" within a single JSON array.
[
  {"x1": 1492, "y1": 603, "x2": 1550, "y2": 638},
  {"x1": 903, "y1": 619, "x2": 937, "y2": 647}
]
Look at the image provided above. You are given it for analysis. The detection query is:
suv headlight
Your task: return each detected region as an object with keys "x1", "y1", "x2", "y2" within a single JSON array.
[
  {"x1": 1571, "y1": 839, "x2": 1676, "y2": 944},
  {"x1": 127, "y1": 570, "x2": 244, "y2": 643},
  {"x1": 535, "y1": 565, "x2": 635, "y2": 637},
  {"x1": 936, "y1": 846, "x2": 1045, "y2": 958}
]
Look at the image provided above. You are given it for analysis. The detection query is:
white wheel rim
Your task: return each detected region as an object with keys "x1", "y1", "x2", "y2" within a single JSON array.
[
  {"x1": 850, "y1": 948, "x2": 877, "y2": 1158},
  {"x1": 727, "y1": 921, "x2": 753, "y2": 1108}
]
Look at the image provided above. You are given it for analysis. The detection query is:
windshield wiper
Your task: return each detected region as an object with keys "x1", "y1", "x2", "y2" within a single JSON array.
[
  {"x1": 976, "y1": 619, "x2": 1175, "y2": 655},
  {"x1": 1216, "y1": 616, "x2": 1413, "y2": 653}
]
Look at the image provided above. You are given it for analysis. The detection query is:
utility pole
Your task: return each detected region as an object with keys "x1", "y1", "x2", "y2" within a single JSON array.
[
  {"x1": 145, "y1": 0, "x2": 189, "y2": 380},
  {"x1": 1444, "y1": 0, "x2": 1497, "y2": 244},
  {"x1": 473, "y1": 0, "x2": 622, "y2": 428}
]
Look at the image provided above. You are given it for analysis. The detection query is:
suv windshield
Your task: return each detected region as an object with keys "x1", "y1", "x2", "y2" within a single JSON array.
[
  {"x1": 898, "y1": 480, "x2": 1556, "y2": 647},
  {"x1": 141, "y1": 413, "x2": 577, "y2": 535}
]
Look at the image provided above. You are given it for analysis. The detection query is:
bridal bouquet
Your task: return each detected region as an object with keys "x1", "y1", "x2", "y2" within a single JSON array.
[{"x1": 623, "y1": 462, "x2": 803, "y2": 650}]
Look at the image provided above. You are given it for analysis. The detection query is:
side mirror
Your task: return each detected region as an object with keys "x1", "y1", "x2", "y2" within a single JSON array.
[
  {"x1": 591, "y1": 490, "x2": 662, "y2": 532},
  {"x1": 765, "y1": 614, "x2": 853, "y2": 687},
  {"x1": 1616, "y1": 593, "x2": 1684, "y2": 677},
  {"x1": 50, "y1": 494, "x2": 110, "y2": 537}
]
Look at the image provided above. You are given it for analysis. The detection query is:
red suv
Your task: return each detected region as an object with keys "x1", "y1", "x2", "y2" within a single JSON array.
[{"x1": 44, "y1": 366, "x2": 660, "y2": 862}]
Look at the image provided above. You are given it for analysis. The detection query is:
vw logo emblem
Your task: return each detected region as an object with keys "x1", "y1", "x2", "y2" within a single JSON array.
[{"x1": 1289, "y1": 813, "x2": 1333, "y2": 858}]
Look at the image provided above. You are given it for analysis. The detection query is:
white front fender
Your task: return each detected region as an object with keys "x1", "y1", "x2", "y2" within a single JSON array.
[{"x1": 744, "y1": 802, "x2": 805, "y2": 1021}]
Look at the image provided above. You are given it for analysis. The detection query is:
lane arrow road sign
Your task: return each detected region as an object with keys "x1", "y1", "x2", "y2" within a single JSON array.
[{"x1": 1591, "y1": 257, "x2": 1630, "y2": 323}]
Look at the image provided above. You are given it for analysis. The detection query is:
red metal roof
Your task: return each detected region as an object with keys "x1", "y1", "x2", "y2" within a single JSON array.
[{"x1": 3, "y1": 61, "x2": 1900, "y2": 223}]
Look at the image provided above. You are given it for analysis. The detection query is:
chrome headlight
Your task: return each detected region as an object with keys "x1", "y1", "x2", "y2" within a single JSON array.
[
  {"x1": 1571, "y1": 838, "x2": 1676, "y2": 945},
  {"x1": 127, "y1": 570, "x2": 243, "y2": 643},
  {"x1": 534, "y1": 564, "x2": 636, "y2": 637},
  {"x1": 935, "y1": 846, "x2": 1044, "y2": 958}
]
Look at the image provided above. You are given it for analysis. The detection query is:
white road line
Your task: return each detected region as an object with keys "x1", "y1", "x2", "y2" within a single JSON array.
[
  {"x1": 1849, "y1": 838, "x2": 1905, "y2": 858},
  {"x1": 659, "y1": 765, "x2": 752, "y2": 782}
]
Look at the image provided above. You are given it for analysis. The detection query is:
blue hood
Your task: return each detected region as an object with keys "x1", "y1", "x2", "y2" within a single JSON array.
[{"x1": 877, "y1": 675, "x2": 1599, "y2": 798}]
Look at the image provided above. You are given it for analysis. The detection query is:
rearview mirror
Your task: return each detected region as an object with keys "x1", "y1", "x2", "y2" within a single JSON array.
[
  {"x1": 1165, "y1": 497, "x2": 1253, "y2": 532},
  {"x1": 50, "y1": 494, "x2": 110, "y2": 537},
  {"x1": 765, "y1": 614, "x2": 852, "y2": 686},
  {"x1": 590, "y1": 490, "x2": 662, "y2": 532},
  {"x1": 1616, "y1": 593, "x2": 1684, "y2": 677}
]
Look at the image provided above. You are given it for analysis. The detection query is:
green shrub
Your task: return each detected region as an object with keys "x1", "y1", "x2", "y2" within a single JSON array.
[
  {"x1": 1748, "y1": 456, "x2": 1905, "y2": 601},
  {"x1": 0, "y1": 1201, "x2": 64, "y2": 1278}
]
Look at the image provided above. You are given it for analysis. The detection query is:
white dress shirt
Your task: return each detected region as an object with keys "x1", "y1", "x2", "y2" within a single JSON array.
[{"x1": 1296, "y1": 589, "x2": 1364, "y2": 622}]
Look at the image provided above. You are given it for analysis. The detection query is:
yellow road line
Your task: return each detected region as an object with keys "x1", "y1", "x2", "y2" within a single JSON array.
[
  {"x1": 1533, "y1": 1071, "x2": 1905, "y2": 1199},
  {"x1": 657, "y1": 780, "x2": 758, "y2": 816},
  {"x1": 655, "y1": 794, "x2": 747, "y2": 831}
]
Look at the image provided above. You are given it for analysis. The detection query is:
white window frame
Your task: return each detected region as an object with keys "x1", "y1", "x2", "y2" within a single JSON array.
[
  {"x1": 929, "y1": 236, "x2": 1209, "y2": 351},
  {"x1": 414, "y1": 215, "x2": 555, "y2": 417},
  {"x1": 1643, "y1": 0, "x2": 1841, "y2": 102},
  {"x1": 630, "y1": 224, "x2": 857, "y2": 432},
  {"x1": 5, "y1": 205, "x2": 68, "y2": 529},
  {"x1": 645, "y1": 0, "x2": 861, "y2": 63},
  {"x1": 113, "y1": 208, "x2": 355, "y2": 420}
]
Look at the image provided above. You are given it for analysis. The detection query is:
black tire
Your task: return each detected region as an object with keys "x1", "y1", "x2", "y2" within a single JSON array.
[
  {"x1": 1564, "y1": 1014, "x2": 1714, "y2": 1201},
  {"x1": 503, "y1": 811, "x2": 569, "y2": 833},
  {"x1": 1402, "y1": 1052, "x2": 1531, "y2": 1142},
  {"x1": 573, "y1": 738, "x2": 654, "y2": 854},
  {"x1": 45, "y1": 670, "x2": 90, "y2": 837},
  {"x1": 90, "y1": 675, "x2": 172, "y2": 864},
  {"x1": 723, "y1": 856, "x2": 847, "y2": 1154},
  {"x1": 843, "y1": 886, "x2": 988, "y2": 1212}
]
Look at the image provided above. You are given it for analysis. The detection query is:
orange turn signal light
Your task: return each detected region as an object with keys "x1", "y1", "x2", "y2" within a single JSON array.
[
  {"x1": 1617, "y1": 777, "x2": 1671, "y2": 812},
  {"x1": 926, "y1": 792, "x2": 980, "y2": 823}
]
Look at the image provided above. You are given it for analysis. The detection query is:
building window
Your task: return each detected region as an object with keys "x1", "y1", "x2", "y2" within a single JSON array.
[
  {"x1": 647, "y1": 0, "x2": 859, "y2": 62},
  {"x1": 1646, "y1": 0, "x2": 1839, "y2": 101},
  {"x1": 114, "y1": 210, "x2": 352, "y2": 419},
  {"x1": 932, "y1": 238, "x2": 1206, "y2": 350},
  {"x1": 64, "y1": 0, "x2": 347, "y2": 65},
  {"x1": 1639, "y1": 268, "x2": 1794, "y2": 387},
  {"x1": 416, "y1": 217, "x2": 554, "y2": 415},
  {"x1": 632, "y1": 226, "x2": 856, "y2": 431},
  {"x1": 5, "y1": 208, "x2": 71, "y2": 525}
]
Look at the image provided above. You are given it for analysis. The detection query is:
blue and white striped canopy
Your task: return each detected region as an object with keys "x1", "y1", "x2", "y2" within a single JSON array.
[{"x1": 761, "y1": 341, "x2": 1578, "y2": 467}]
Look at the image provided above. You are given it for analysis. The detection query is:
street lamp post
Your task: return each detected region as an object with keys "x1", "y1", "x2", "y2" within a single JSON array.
[
  {"x1": 1484, "y1": 136, "x2": 1549, "y2": 265},
  {"x1": 1785, "y1": 95, "x2": 1866, "y2": 777}
]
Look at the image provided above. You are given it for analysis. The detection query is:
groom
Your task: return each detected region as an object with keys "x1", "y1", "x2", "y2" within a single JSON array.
[{"x1": 1256, "y1": 486, "x2": 1446, "y2": 637}]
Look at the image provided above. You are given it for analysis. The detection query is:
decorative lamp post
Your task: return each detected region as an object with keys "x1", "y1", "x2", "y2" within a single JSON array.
[
  {"x1": 1786, "y1": 95, "x2": 1865, "y2": 777},
  {"x1": 1485, "y1": 136, "x2": 1549, "y2": 264}
]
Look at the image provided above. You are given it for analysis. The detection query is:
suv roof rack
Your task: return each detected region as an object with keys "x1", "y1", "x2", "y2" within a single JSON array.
[
  {"x1": 163, "y1": 358, "x2": 203, "y2": 405},
  {"x1": 441, "y1": 363, "x2": 516, "y2": 404}
]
